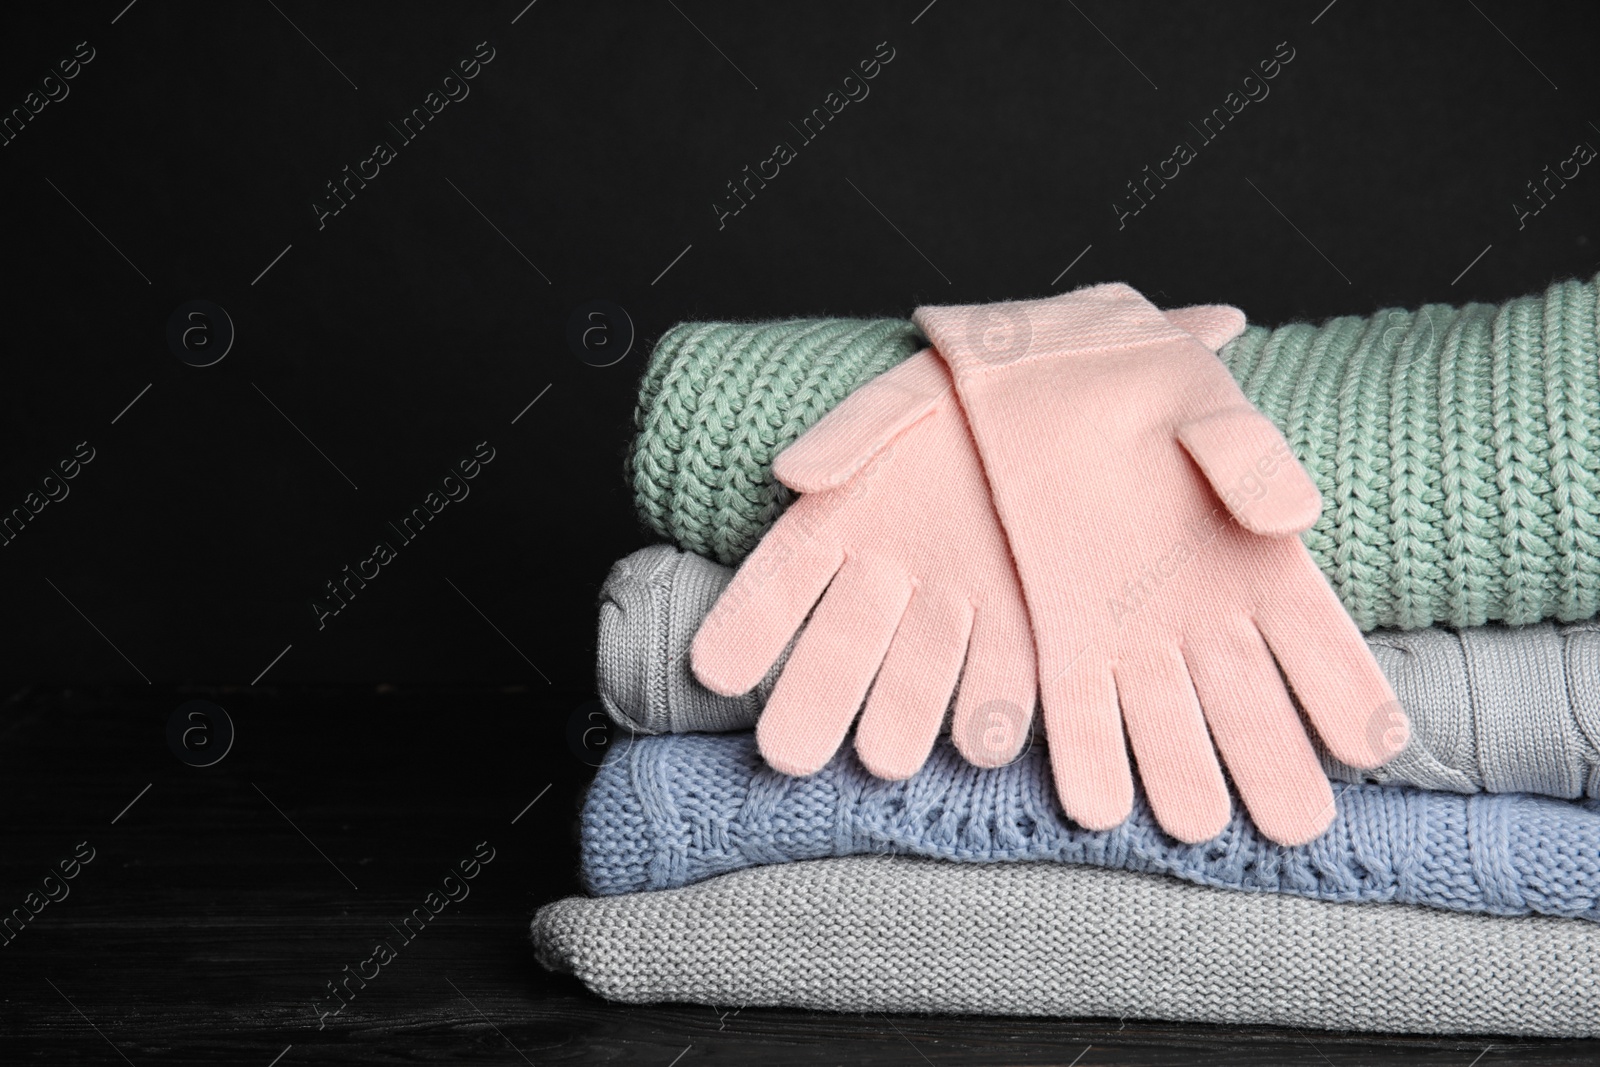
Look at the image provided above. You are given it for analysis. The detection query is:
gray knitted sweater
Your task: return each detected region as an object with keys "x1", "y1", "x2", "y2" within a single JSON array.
[
  {"x1": 533, "y1": 855, "x2": 1600, "y2": 1036},
  {"x1": 597, "y1": 544, "x2": 1600, "y2": 799}
]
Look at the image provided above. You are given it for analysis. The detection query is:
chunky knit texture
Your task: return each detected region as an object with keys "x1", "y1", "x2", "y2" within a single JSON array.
[
  {"x1": 629, "y1": 319, "x2": 925, "y2": 568},
  {"x1": 580, "y1": 731, "x2": 1600, "y2": 925},
  {"x1": 534, "y1": 855, "x2": 1600, "y2": 1036},
  {"x1": 598, "y1": 544, "x2": 1600, "y2": 798},
  {"x1": 629, "y1": 275, "x2": 1600, "y2": 630}
]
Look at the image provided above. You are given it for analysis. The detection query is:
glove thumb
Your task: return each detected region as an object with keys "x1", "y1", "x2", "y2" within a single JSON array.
[{"x1": 775, "y1": 349, "x2": 953, "y2": 493}]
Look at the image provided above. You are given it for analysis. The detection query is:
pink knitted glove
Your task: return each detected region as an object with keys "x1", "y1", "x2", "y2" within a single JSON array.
[
  {"x1": 690, "y1": 349, "x2": 1037, "y2": 780},
  {"x1": 689, "y1": 302, "x2": 1257, "y2": 806},
  {"x1": 913, "y1": 283, "x2": 1409, "y2": 846}
]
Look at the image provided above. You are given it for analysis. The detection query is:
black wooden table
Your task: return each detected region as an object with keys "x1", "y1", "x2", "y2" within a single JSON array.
[{"x1": 4, "y1": 685, "x2": 1596, "y2": 1065}]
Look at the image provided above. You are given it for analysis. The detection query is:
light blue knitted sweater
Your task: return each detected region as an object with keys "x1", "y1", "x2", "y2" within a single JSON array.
[{"x1": 581, "y1": 732, "x2": 1600, "y2": 923}]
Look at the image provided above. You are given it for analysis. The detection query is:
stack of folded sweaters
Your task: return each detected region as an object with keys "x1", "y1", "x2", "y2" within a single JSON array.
[{"x1": 534, "y1": 274, "x2": 1600, "y2": 1037}]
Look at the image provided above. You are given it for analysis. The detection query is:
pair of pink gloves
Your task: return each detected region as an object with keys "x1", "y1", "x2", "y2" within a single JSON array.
[{"x1": 690, "y1": 284, "x2": 1409, "y2": 846}]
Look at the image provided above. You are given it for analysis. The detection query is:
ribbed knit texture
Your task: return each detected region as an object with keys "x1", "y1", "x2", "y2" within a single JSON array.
[
  {"x1": 629, "y1": 276, "x2": 1600, "y2": 630},
  {"x1": 534, "y1": 855, "x2": 1600, "y2": 1036},
  {"x1": 597, "y1": 545, "x2": 1600, "y2": 798},
  {"x1": 580, "y1": 732, "x2": 1600, "y2": 925}
]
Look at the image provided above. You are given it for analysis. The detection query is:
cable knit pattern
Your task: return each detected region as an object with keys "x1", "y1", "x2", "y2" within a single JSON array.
[
  {"x1": 629, "y1": 276, "x2": 1600, "y2": 629},
  {"x1": 534, "y1": 855, "x2": 1600, "y2": 1036},
  {"x1": 580, "y1": 731, "x2": 1600, "y2": 924},
  {"x1": 597, "y1": 544, "x2": 1600, "y2": 798}
]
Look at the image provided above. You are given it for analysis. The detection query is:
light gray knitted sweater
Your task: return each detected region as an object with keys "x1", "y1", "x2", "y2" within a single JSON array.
[
  {"x1": 597, "y1": 544, "x2": 1600, "y2": 799},
  {"x1": 533, "y1": 855, "x2": 1600, "y2": 1036}
]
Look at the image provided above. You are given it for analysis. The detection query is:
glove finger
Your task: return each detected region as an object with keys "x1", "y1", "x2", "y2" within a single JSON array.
[
  {"x1": 756, "y1": 554, "x2": 914, "y2": 777},
  {"x1": 1113, "y1": 644, "x2": 1231, "y2": 843},
  {"x1": 691, "y1": 504, "x2": 845, "y2": 696},
  {"x1": 1255, "y1": 554, "x2": 1411, "y2": 769},
  {"x1": 855, "y1": 586, "x2": 974, "y2": 780},
  {"x1": 1184, "y1": 616, "x2": 1336, "y2": 847},
  {"x1": 1041, "y1": 655, "x2": 1133, "y2": 832},
  {"x1": 950, "y1": 598, "x2": 1038, "y2": 768}
]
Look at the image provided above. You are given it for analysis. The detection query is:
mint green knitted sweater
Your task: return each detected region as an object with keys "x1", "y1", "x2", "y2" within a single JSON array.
[{"x1": 630, "y1": 276, "x2": 1600, "y2": 631}]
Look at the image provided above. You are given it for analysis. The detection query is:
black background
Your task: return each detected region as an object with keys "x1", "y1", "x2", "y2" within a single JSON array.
[{"x1": 3, "y1": 1, "x2": 1600, "y2": 1063}]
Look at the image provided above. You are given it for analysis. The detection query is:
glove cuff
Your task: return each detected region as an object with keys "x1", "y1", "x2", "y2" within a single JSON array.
[{"x1": 913, "y1": 282, "x2": 1234, "y2": 376}]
